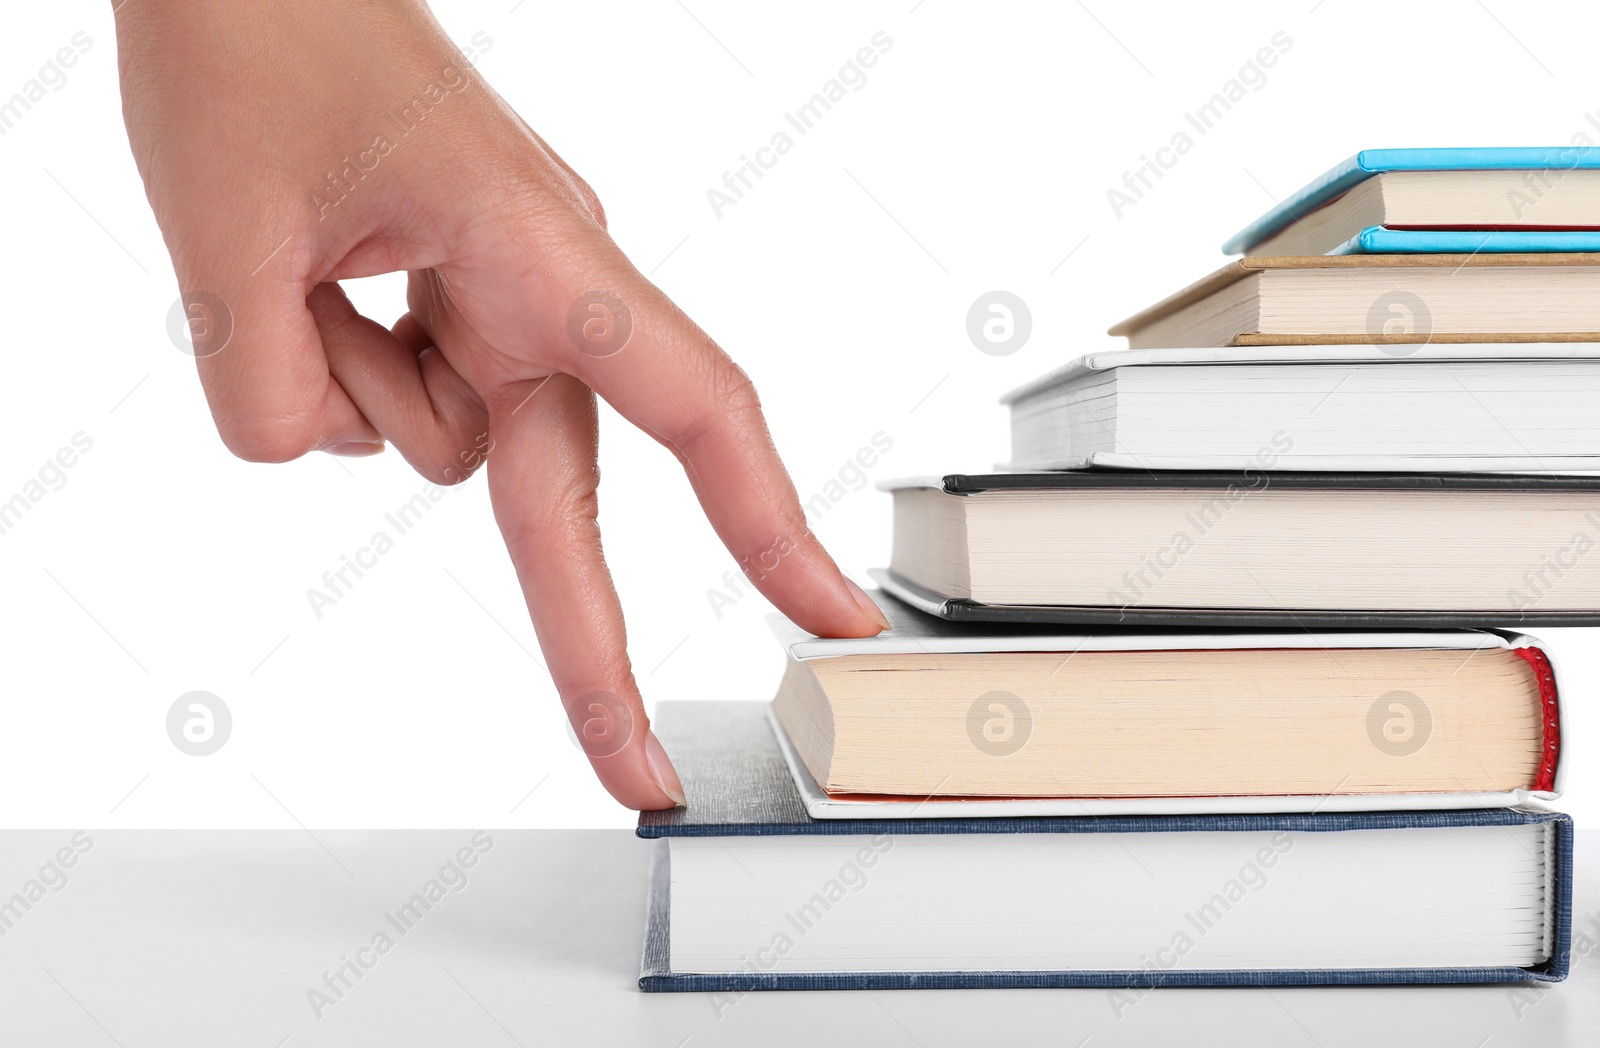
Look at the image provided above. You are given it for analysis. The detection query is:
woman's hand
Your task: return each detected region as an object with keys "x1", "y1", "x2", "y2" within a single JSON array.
[{"x1": 112, "y1": 0, "x2": 889, "y2": 809}]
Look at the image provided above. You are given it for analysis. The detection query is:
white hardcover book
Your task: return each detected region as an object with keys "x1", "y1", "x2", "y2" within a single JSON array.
[
  {"x1": 1000, "y1": 344, "x2": 1600, "y2": 472},
  {"x1": 639, "y1": 702, "x2": 1575, "y2": 989}
]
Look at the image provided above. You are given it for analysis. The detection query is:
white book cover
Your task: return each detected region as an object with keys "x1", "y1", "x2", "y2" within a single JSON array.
[{"x1": 999, "y1": 343, "x2": 1600, "y2": 472}]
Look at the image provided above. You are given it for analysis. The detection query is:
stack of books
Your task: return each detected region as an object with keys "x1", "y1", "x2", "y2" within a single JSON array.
[{"x1": 638, "y1": 148, "x2": 1588, "y2": 993}]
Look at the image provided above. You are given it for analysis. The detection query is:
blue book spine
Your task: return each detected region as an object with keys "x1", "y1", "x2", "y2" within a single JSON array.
[{"x1": 1333, "y1": 227, "x2": 1600, "y2": 254}]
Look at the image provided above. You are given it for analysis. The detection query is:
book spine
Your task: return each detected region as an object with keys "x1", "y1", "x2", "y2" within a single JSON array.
[{"x1": 1513, "y1": 646, "x2": 1561, "y2": 793}]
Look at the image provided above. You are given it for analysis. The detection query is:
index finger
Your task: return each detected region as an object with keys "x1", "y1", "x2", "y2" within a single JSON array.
[{"x1": 560, "y1": 278, "x2": 891, "y2": 639}]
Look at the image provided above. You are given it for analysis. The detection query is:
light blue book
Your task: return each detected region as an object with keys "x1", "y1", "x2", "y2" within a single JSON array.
[
  {"x1": 1225, "y1": 147, "x2": 1600, "y2": 256},
  {"x1": 1332, "y1": 228, "x2": 1600, "y2": 255}
]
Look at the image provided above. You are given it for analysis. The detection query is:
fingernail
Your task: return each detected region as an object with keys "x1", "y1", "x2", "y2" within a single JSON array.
[
  {"x1": 644, "y1": 729, "x2": 686, "y2": 807},
  {"x1": 844, "y1": 577, "x2": 892, "y2": 632},
  {"x1": 325, "y1": 441, "x2": 386, "y2": 457}
]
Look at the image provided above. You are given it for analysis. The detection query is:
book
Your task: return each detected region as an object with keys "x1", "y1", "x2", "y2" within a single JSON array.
[
  {"x1": 878, "y1": 472, "x2": 1600, "y2": 627},
  {"x1": 637, "y1": 702, "x2": 1573, "y2": 990},
  {"x1": 1000, "y1": 344, "x2": 1600, "y2": 472},
  {"x1": 764, "y1": 600, "x2": 1562, "y2": 807},
  {"x1": 1223, "y1": 148, "x2": 1600, "y2": 257},
  {"x1": 1105, "y1": 254, "x2": 1600, "y2": 349},
  {"x1": 1315, "y1": 229, "x2": 1600, "y2": 256}
]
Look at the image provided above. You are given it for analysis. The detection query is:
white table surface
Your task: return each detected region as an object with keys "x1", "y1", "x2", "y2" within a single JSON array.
[{"x1": 1, "y1": 829, "x2": 1594, "y2": 1047}]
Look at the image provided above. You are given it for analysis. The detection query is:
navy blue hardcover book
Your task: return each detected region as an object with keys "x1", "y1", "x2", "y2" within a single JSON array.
[{"x1": 637, "y1": 702, "x2": 1573, "y2": 992}]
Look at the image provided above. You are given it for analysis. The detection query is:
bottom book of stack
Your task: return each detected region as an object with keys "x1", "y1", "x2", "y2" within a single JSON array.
[{"x1": 638, "y1": 702, "x2": 1573, "y2": 991}]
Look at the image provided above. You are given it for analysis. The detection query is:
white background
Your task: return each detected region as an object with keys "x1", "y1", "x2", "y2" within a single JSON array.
[{"x1": 1, "y1": 0, "x2": 1596, "y2": 829}]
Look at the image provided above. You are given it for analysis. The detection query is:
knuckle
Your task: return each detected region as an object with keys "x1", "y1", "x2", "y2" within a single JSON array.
[
  {"x1": 573, "y1": 178, "x2": 607, "y2": 229},
  {"x1": 671, "y1": 353, "x2": 765, "y2": 456},
  {"x1": 500, "y1": 167, "x2": 600, "y2": 230},
  {"x1": 216, "y1": 417, "x2": 319, "y2": 463},
  {"x1": 417, "y1": 456, "x2": 468, "y2": 487},
  {"x1": 713, "y1": 356, "x2": 762, "y2": 413},
  {"x1": 420, "y1": 440, "x2": 486, "y2": 487},
  {"x1": 541, "y1": 474, "x2": 601, "y2": 535},
  {"x1": 420, "y1": 405, "x2": 493, "y2": 488},
  {"x1": 498, "y1": 467, "x2": 601, "y2": 549},
  {"x1": 569, "y1": 654, "x2": 637, "y2": 701}
]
